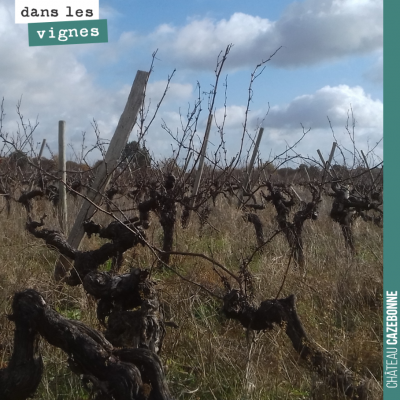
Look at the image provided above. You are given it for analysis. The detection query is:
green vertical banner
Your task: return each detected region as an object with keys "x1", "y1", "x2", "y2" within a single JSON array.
[
  {"x1": 28, "y1": 19, "x2": 108, "y2": 46},
  {"x1": 384, "y1": 1, "x2": 400, "y2": 399}
]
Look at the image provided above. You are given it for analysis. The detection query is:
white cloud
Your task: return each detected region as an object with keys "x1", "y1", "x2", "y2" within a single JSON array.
[
  {"x1": 0, "y1": 0, "x2": 382, "y2": 165},
  {"x1": 0, "y1": 0, "x2": 184, "y2": 161},
  {"x1": 149, "y1": 0, "x2": 382, "y2": 70},
  {"x1": 214, "y1": 105, "x2": 247, "y2": 129},
  {"x1": 257, "y1": 84, "x2": 383, "y2": 159},
  {"x1": 266, "y1": 85, "x2": 382, "y2": 130},
  {"x1": 146, "y1": 81, "x2": 193, "y2": 103},
  {"x1": 145, "y1": 84, "x2": 382, "y2": 163}
]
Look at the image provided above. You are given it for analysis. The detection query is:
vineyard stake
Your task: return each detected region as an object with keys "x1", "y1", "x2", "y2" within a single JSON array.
[
  {"x1": 361, "y1": 150, "x2": 377, "y2": 191},
  {"x1": 317, "y1": 142, "x2": 337, "y2": 183},
  {"x1": 54, "y1": 70, "x2": 149, "y2": 281},
  {"x1": 58, "y1": 122, "x2": 67, "y2": 233},
  {"x1": 238, "y1": 127, "x2": 264, "y2": 206},
  {"x1": 302, "y1": 165, "x2": 311, "y2": 182},
  {"x1": 190, "y1": 113, "x2": 213, "y2": 209},
  {"x1": 38, "y1": 139, "x2": 46, "y2": 160},
  {"x1": 28, "y1": 139, "x2": 46, "y2": 191}
]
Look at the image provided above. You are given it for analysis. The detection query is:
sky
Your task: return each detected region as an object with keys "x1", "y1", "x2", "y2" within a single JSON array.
[{"x1": 0, "y1": 0, "x2": 383, "y2": 167}]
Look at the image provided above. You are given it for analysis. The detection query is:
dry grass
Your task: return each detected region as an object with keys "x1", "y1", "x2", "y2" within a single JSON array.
[{"x1": 0, "y1": 193, "x2": 383, "y2": 399}]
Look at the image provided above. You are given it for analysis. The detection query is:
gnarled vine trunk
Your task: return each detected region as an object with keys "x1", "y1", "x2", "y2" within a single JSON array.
[
  {"x1": 222, "y1": 290, "x2": 377, "y2": 400},
  {"x1": 0, "y1": 290, "x2": 173, "y2": 400}
]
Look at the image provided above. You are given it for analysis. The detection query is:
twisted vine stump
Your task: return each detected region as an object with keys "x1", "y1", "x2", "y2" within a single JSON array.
[
  {"x1": 84, "y1": 269, "x2": 165, "y2": 352},
  {"x1": 0, "y1": 292, "x2": 43, "y2": 400},
  {"x1": 0, "y1": 290, "x2": 173, "y2": 400},
  {"x1": 262, "y1": 182, "x2": 320, "y2": 268},
  {"x1": 25, "y1": 218, "x2": 164, "y2": 351},
  {"x1": 138, "y1": 174, "x2": 177, "y2": 266},
  {"x1": 329, "y1": 180, "x2": 382, "y2": 253},
  {"x1": 26, "y1": 216, "x2": 146, "y2": 285},
  {"x1": 222, "y1": 290, "x2": 378, "y2": 400},
  {"x1": 17, "y1": 189, "x2": 44, "y2": 214},
  {"x1": 245, "y1": 213, "x2": 265, "y2": 248},
  {"x1": 82, "y1": 217, "x2": 144, "y2": 272}
]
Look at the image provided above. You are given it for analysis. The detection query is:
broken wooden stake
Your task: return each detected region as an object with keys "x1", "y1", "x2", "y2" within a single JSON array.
[
  {"x1": 360, "y1": 150, "x2": 377, "y2": 191},
  {"x1": 28, "y1": 139, "x2": 47, "y2": 192},
  {"x1": 317, "y1": 142, "x2": 337, "y2": 183},
  {"x1": 190, "y1": 113, "x2": 213, "y2": 210},
  {"x1": 238, "y1": 127, "x2": 264, "y2": 207},
  {"x1": 54, "y1": 70, "x2": 149, "y2": 281},
  {"x1": 58, "y1": 121, "x2": 67, "y2": 233},
  {"x1": 302, "y1": 165, "x2": 311, "y2": 182}
]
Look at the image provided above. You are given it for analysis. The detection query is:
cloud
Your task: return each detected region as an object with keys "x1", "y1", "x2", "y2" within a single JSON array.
[
  {"x1": 0, "y1": 0, "x2": 382, "y2": 165},
  {"x1": 266, "y1": 85, "x2": 383, "y2": 131},
  {"x1": 151, "y1": 14, "x2": 275, "y2": 70},
  {"x1": 266, "y1": 85, "x2": 383, "y2": 160},
  {"x1": 138, "y1": 83, "x2": 382, "y2": 163},
  {"x1": 203, "y1": 84, "x2": 383, "y2": 161},
  {"x1": 0, "y1": 0, "x2": 191, "y2": 161},
  {"x1": 150, "y1": 0, "x2": 382, "y2": 70},
  {"x1": 0, "y1": 2, "x2": 114, "y2": 158},
  {"x1": 146, "y1": 81, "x2": 193, "y2": 103}
]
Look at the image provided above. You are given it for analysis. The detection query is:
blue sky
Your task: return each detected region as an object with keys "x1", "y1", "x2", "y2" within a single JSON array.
[{"x1": 0, "y1": 0, "x2": 383, "y2": 166}]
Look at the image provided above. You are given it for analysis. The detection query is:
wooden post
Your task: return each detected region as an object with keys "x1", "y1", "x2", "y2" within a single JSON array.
[
  {"x1": 245, "y1": 127, "x2": 264, "y2": 189},
  {"x1": 302, "y1": 165, "x2": 311, "y2": 182},
  {"x1": 58, "y1": 122, "x2": 67, "y2": 233},
  {"x1": 248, "y1": 128, "x2": 264, "y2": 180},
  {"x1": 29, "y1": 139, "x2": 46, "y2": 191},
  {"x1": 361, "y1": 150, "x2": 377, "y2": 190},
  {"x1": 190, "y1": 113, "x2": 213, "y2": 208},
  {"x1": 327, "y1": 142, "x2": 337, "y2": 175},
  {"x1": 38, "y1": 139, "x2": 46, "y2": 160},
  {"x1": 290, "y1": 185, "x2": 303, "y2": 202},
  {"x1": 317, "y1": 150, "x2": 330, "y2": 175},
  {"x1": 54, "y1": 70, "x2": 149, "y2": 281},
  {"x1": 238, "y1": 127, "x2": 264, "y2": 206},
  {"x1": 317, "y1": 142, "x2": 337, "y2": 182}
]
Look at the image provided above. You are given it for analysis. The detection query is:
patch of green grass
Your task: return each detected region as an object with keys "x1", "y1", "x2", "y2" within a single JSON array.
[
  {"x1": 100, "y1": 258, "x2": 113, "y2": 272},
  {"x1": 55, "y1": 306, "x2": 82, "y2": 321}
]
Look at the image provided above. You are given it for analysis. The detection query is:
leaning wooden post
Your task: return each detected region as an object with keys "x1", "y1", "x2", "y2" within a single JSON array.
[
  {"x1": 28, "y1": 139, "x2": 47, "y2": 191},
  {"x1": 317, "y1": 142, "x2": 337, "y2": 183},
  {"x1": 54, "y1": 70, "x2": 149, "y2": 281},
  {"x1": 317, "y1": 150, "x2": 330, "y2": 178},
  {"x1": 360, "y1": 150, "x2": 377, "y2": 191},
  {"x1": 58, "y1": 122, "x2": 67, "y2": 233},
  {"x1": 327, "y1": 142, "x2": 337, "y2": 172},
  {"x1": 302, "y1": 165, "x2": 311, "y2": 182},
  {"x1": 238, "y1": 127, "x2": 264, "y2": 206},
  {"x1": 190, "y1": 113, "x2": 213, "y2": 209},
  {"x1": 38, "y1": 139, "x2": 46, "y2": 161},
  {"x1": 246, "y1": 127, "x2": 264, "y2": 187},
  {"x1": 290, "y1": 184, "x2": 303, "y2": 202}
]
